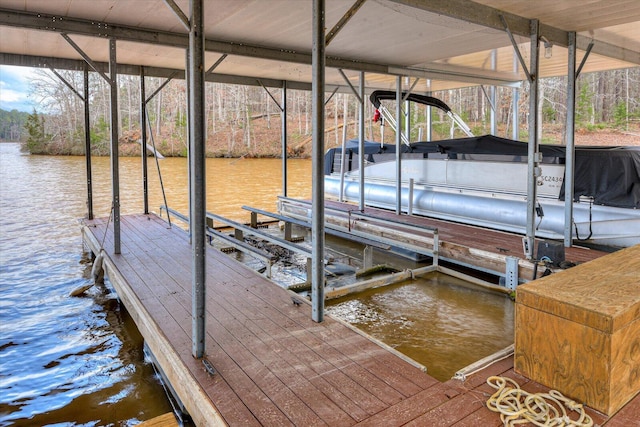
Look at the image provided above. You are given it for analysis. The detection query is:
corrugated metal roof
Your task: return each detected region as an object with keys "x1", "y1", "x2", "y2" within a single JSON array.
[{"x1": 0, "y1": 0, "x2": 638, "y2": 91}]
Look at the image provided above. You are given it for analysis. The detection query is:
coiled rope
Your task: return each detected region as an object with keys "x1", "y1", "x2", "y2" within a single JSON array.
[{"x1": 485, "y1": 376, "x2": 593, "y2": 427}]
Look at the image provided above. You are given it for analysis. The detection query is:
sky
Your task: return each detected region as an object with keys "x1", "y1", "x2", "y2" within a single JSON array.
[{"x1": 0, "y1": 65, "x2": 39, "y2": 112}]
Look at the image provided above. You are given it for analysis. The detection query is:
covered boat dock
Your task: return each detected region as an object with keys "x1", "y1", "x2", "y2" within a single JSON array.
[{"x1": 2, "y1": 0, "x2": 639, "y2": 425}]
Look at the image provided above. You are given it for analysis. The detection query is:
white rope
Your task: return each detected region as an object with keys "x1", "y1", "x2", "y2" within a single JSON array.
[{"x1": 485, "y1": 376, "x2": 594, "y2": 427}]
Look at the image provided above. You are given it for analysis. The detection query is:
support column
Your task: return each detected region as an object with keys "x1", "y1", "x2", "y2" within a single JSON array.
[
  {"x1": 282, "y1": 80, "x2": 288, "y2": 197},
  {"x1": 83, "y1": 65, "x2": 93, "y2": 220},
  {"x1": 109, "y1": 38, "x2": 121, "y2": 254},
  {"x1": 358, "y1": 71, "x2": 365, "y2": 211},
  {"x1": 426, "y1": 79, "x2": 432, "y2": 142},
  {"x1": 490, "y1": 49, "x2": 497, "y2": 135},
  {"x1": 524, "y1": 19, "x2": 540, "y2": 259},
  {"x1": 405, "y1": 76, "x2": 411, "y2": 141},
  {"x1": 564, "y1": 32, "x2": 577, "y2": 247},
  {"x1": 189, "y1": 0, "x2": 207, "y2": 358},
  {"x1": 512, "y1": 53, "x2": 520, "y2": 140},
  {"x1": 186, "y1": 50, "x2": 192, "y2": 241},
  {"x1": 311, "y1": 0, "x2": 326, "y2": 322},
  {"x1": 140, "y1": 67, "x2": 149, "y2": 214},
  {"x1": 395, "y1": 76, "x2": 402, "y2": 214}
]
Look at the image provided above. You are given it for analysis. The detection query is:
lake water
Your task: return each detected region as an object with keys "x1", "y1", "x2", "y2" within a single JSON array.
[
  {"x1": 0, "y1": 143, "x2": 311, "y2": 426},
  {"x1": 0, "y1": 142, "x2": 514, "y2": 425}
]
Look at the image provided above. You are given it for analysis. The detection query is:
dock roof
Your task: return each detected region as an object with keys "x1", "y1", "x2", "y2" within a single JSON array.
[{"x1": 1, "y1": 0, "x2": 639, "y2": 91}]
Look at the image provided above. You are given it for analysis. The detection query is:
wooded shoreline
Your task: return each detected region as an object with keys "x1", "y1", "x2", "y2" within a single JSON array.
[{"x1": 2, "y1": 67, "x2": 638, "y2": 157}]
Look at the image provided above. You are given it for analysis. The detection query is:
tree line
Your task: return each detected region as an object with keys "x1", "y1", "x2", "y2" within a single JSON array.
[
  {"x1": 0, "y1": 108, "x2": 29, "y2": 142},
  {"x1": 6, "y1": 66, "x2": 639, "y2": 156}
]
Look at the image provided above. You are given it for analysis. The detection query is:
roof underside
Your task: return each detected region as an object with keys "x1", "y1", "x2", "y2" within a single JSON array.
[{"x1": 0, "y1": 0, "x2": 639, "y2": 92}]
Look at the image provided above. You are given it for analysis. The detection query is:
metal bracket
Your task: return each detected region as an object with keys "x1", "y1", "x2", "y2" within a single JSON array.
[{"x1": 505, "y1": 256, "x2": 519, "y2": 290}]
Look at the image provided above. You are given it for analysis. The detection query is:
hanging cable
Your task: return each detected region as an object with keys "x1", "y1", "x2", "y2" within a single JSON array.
[{"x1": 145, "y1": 105, "x2": 171, "y2": 228}]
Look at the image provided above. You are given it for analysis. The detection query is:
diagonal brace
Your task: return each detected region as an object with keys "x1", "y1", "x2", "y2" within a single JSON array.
[
  {"x1": 61, "y1": 33, "x2": 111, "y2": 84},
  {"x1": 326, "y1": 0, "x2": 367, "y2": 46}
]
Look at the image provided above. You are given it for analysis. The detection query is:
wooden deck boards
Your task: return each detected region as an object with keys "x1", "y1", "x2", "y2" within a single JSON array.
[{"x1": 82, "y1": 213, "x2": 637, "y2": 426}]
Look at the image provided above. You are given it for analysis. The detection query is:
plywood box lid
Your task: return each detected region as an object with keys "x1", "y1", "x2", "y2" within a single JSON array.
[{"x1": 517, "y1": 245, "x2": 640, "y2": 333}]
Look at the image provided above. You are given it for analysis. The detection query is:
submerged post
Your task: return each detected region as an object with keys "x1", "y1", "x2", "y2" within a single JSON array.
[
  {"x1": 189, "y1": 0, "x2": 207, "y2": 358},
  {"x1": 524, "y1": 19, "x2": 540, "y2": 260},
  {"x1": 83, "y1": 65, "x2": 93, "y2": 220},
  {"x1": 564, "y1": 32, "x2": 577, "y2": 247},
  {"x1": 311, "y1": 0, "x2": 325, "y2": 322},
  {"x1": 109, "y1": 38, "x2": 121, "y2": 254}
]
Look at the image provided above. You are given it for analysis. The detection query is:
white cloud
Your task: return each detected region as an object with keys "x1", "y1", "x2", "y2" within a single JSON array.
[{"x1": 0, "y1": 65, "x2": 39, "y2": 112}]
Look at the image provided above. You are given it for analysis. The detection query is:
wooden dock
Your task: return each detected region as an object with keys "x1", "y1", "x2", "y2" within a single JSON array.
[{"x1": 81, "y1": 213, "x2": 637, "y2": 426}]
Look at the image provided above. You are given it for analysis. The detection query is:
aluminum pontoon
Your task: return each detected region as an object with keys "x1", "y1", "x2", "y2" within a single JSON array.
[{"x1": 324, "y1": 91, "x2": 640, "y2": 249}]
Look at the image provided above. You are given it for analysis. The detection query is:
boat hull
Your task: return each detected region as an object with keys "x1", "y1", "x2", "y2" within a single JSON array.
[{"x1": 325, "y1": 175, "x2": 640, "y2": 249}]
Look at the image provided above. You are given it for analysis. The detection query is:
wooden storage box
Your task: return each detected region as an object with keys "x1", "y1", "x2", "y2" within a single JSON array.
[{"x1": 514, "y1": 244, "x2": 640, "y2": 416}]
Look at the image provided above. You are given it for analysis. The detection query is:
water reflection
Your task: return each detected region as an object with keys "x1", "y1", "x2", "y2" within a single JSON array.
[{"x1": 327, "y1": 272, "x2": 514, "y2": 381}]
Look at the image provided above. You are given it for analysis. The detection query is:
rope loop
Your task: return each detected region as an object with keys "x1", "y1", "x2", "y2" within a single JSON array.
[{"x1": 485, "y1": 376, "x2": 594, "y2": 427}]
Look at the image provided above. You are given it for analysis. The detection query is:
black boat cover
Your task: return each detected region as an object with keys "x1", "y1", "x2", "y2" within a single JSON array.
[{"x1": 324, "y1": 135, "x2": 640, "y2": 209}]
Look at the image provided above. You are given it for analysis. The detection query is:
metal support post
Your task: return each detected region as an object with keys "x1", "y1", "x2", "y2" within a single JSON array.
[
  {"x1": 408, "y1": 178, "x2": 414, "y2": 215},
  {"x1": 358, "y1": 71, "x2": 365, "y2": 211},
  {"x1": 524, "y1": 19, "x2": 540, "y2": 260},
  {"x1": 258, "y1": 78, "x2": 288, "y2": 197},
  {"x1": 83, "y1": 65, "x2": 93, "y2": 220},
  {"x1": 363, "y1": 245, "x2": 373, "y2": 269},
  {"x1": 306, "y1": 258, "x2": 313, "y2": 285},
  {"x1": 490, "y1": 50, "x2": 497, "y2": 135},
  {"x1": 505, "y1": 257, "x2": 519, "y2": 290},
  {"x1": 185, "y1": 49, "x2": 192, "y2": 242},
  {"x1": 395, "y1": 76, "x2": 402, "y2": 214},
  {"x1": 282, "y1": 80, "x2": 288, "y2": 197},
  {"x1": 311, "y1": 0, "x2": 326, "y2": 322},
  {"x1": 405, "y1": 76, "x2": 411, "y2": 141},
  {"x1": 140, "y1": 67, "x2": 149, "y2": 214},
  {"x1": 189, "y1": 0, "x2": 206, "y2": 358},
  {"x1": 564, "y1": 32, "x2": 577, "y2": 247},
  {"x1": 109, "y1": 38, "x2": 121, "y2": 255},
  {"x1": 284, "y1": 222, "x2": 292, "y2": 241},
  {"x1": 512, "y1": 53, "x2": 520, "y2": 140},
  {"x1": 426, "y1": 79, "x2": 432, "y2": 142}
]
